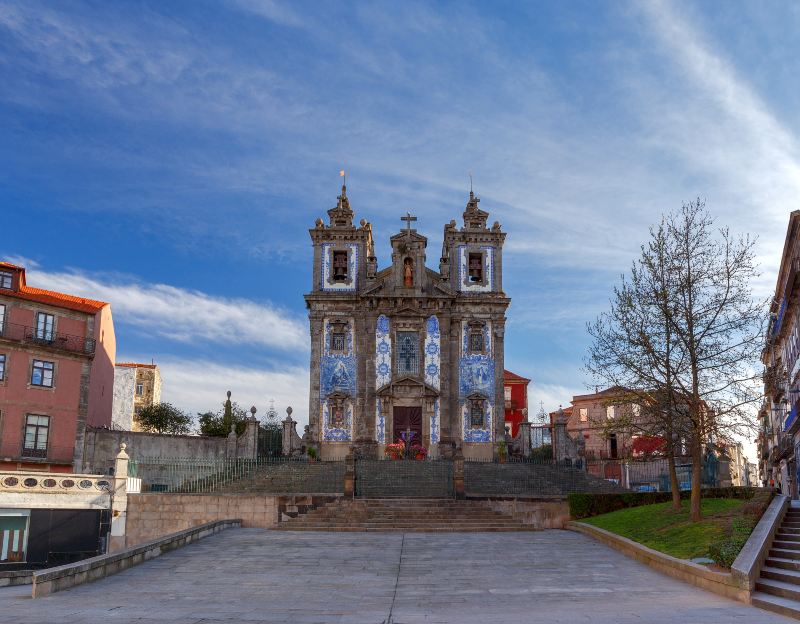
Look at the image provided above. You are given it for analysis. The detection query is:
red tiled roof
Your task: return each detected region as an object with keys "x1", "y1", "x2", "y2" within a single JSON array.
[
  {"x1": 503, "y1": 369, "x2": 531, "y2": 383},
  {"x1": 0, "y1": 262, "x2": 108, "y2": 314},
  {"x1": 116, "y1": 362, "x2": 158, "y2": 369}
]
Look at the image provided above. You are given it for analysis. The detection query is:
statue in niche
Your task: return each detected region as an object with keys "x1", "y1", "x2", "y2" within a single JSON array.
[{"x1": 403, "y1": 257, "x2": 414, "y2": 287}]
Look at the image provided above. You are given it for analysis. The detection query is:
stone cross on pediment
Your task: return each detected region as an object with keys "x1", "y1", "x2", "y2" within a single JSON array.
[{"x1": 401, "y1": 212, "x2": 417, "y2": 232}]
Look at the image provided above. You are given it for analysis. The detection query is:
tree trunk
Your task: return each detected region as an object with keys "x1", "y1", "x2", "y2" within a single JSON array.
[
  {"x1": 666, "y1": 449, "x2": 681, "y2": 511},
  {"x1": 690, "y1": 432, "x2": 703, "y2": 521}
]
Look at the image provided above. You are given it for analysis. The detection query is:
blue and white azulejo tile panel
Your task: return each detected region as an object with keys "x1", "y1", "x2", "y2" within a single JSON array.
[
  {"x1": 431, "y1": 398, "x2": 440, "y2": 444},
  {"x1": 320, "y1": 318, "x2": 356, "y2": 398},
  {"x1": 462, "y1": 400, "x2": 493, "y2": 443},
  {"x1": 322, "y1": 399, "x2": 353, "y2": 442},
  {"x1": 375, "y1": 398, "x2": 385, "y2": 444},
  {"x1": 424, "y1": 315, "x2": 440, "y2": 390},
  {"x1": 321, "y1": 243, "x2": 358, "y2": 292},
  {"x1": 375, "y1": 314, "x2": 391, "y2": 389},
  {"x1": 459, "y1": 320, "x2": 495, "y2": 443}
]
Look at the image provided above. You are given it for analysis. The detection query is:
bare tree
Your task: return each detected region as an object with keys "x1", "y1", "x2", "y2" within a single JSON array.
[
  {"x1": 586, "y1": 220, "x2": 686, "y2": 511},
  {"x1": 587, "y1": 200, "x2": 764, "y2": 520},
  {"x1": 662, "y1": 200, "x2": 764, "y2": 521}
]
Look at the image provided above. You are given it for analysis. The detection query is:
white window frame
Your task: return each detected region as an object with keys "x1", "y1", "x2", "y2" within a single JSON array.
[
  {"x1": 30, "y1": 359, "x2": 54, "y2": 387},
  {"x1": 0, "y1": 271, "x2": 11, "y2": 289},
  {"x1": 136, "y1": 383, "x2": 144, "y2": 396},
  {"x1": 35, "y1": 312, "x2": 55, "y2": 342},
  {"x1": 22, "y1": 414, "x2": 49, "y2": 457}
]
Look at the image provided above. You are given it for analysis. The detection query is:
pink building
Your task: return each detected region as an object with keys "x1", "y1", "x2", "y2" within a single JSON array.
[{"x1": 0, "y1": 262, "x2": 115, "y2": 473}]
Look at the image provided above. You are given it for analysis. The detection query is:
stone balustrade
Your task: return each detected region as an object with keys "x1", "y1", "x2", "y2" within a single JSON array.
[{"x1": 0, "y1": 471, "x2": 113, "y2": 510}]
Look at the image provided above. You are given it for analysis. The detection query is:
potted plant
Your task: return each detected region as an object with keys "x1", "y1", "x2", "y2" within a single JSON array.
[
  {"x1": 307, "y1": 447, "x2": 318, "y2": 462},
  {"x1": 497, "y1": 440, "x2": 508, "y2": 464},
  {"x1": 411, "y1": 444, "x2": 428, "y2": 460}
]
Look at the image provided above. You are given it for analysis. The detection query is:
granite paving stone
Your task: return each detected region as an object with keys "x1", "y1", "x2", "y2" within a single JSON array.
[{"x1": 0, "y1": 528, "x2": 795, "y2": 623}]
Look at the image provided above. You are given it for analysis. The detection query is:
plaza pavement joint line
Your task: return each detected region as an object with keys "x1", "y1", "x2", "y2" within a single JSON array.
[{"x1": 384, "y1": 533, "x2": 406, "y2": 624}]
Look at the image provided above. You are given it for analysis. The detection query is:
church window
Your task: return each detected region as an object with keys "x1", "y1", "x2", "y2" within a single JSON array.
[
  {"x1": 470, "y1": 399, "x2": 485, "y2": 428},
  {"x1": 332, "y1": 251, "x2": 348, "y2": 281},
  {"x1": 469, "y1": 330, "x2": 484, "y2": 354},
  {"x1": 468, "y1": 253, "x2": 483, "y2": 283},
  {"x1": 579, "y1": 408, "x2": 588, "y2": 422},
  {"x1": 397, "y1": 331, "x2": 419, "y2": 376},
  {"x1": 330, "y1": 332, "x2": 346, "y2": 353}
]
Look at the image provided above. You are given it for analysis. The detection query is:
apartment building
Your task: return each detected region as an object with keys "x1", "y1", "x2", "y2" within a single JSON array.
[{"x1": 0, "y1": 262, "x2": 115, "y2": 472}]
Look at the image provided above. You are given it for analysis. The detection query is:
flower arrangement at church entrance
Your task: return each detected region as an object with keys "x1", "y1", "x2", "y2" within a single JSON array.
[
  {"x1": 385, "y1": 443, "x2": 405, "y2": 460},
  {"x1": 384, "y1": 435, "x2": 429, "y2": 460}
]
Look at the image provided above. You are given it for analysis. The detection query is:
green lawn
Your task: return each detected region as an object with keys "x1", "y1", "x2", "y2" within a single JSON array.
[{"x1": 581, "y1": 498, "x2": 746, "y2": 560}]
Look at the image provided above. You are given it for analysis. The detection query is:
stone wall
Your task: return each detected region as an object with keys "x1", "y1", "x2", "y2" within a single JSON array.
[
  {"x1": 125, "y1": 493, "x2": 278, "y2": 546},
  {"x1": 82, "y1": 427, "x2": 229, "y2": 475},
  {"x1": 125, "y1": 493, "x2": 338, "y2": 547},
  {"x1": 477, "y1": 496, "x2": 570, "y2": 529}
]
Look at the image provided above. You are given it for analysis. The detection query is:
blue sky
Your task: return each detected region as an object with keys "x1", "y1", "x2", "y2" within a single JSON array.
[{"x1": 2, "y1": 1, "x2": 800, "y2": 450}]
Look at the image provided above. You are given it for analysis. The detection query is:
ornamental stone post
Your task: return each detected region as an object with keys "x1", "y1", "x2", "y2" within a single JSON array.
[
  {"x1": 108, "y1": 443, "x2": 129, "y2": 553},
  {"x1": 519, "y1": 422, "x2": 532, "y2": 458}
]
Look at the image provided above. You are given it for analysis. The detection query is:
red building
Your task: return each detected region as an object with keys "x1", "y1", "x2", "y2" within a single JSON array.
[
  {"x1": 0, "y1": 262, "x2": 116, "y2": 473},
  {"x1": 503, "y1": 369, "x2": 530, "y2": 437}
]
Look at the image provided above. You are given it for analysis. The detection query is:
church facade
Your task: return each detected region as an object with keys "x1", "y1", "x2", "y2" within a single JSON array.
[{"x1": 305, "y1": 184, "x2": 510, "y2": 460}]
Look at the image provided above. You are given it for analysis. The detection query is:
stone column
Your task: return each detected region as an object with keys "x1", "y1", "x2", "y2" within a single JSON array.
[
  {"x1": 109, "y1": 443, "x2": 129, "y2": 553},
  {"x1": 343, "y1": 450, "x2": 355, "y2": 498},
  {"x1": 553, "y1": 408, "x2": 569, "y2": 461},
  {"x1": 519, "y1": 422, "x2": 532, "y2": 458},
  {"x1": 242, "y1": 408, "x2": 259, "y2": 459},
  {"x1": 282, "y1": 411, "x2": 297, "y2": 456},
  {"x1": 453, "y1": 447, "x2": 465, "y2": 499}
]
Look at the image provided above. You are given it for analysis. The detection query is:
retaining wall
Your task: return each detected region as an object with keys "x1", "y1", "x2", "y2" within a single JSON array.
[{"x1": 125, "y1": 493, "x2": 339, "y2": 546}]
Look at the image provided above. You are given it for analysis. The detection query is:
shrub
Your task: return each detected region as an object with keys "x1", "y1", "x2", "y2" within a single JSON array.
[
  {"x1": 708, "y1": 536, "x2": 747, "y2": 568},
  {"x1": 569, "y1": 487, "x2": 765, "y2": 519}
]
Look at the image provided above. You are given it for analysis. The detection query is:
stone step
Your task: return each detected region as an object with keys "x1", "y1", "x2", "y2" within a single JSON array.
[
  {"x1": 771, "y1": 548, "x2": 800, "y2": 561},
  {"x1": 756, "y1": 577, "x2": 800, "y2": 602},
  {"x1": 779, "y1": 528, "x2": 800, "y2": 535},
  {"x1": 777, "y1": 533, "x2": 800, "y2": 542},
  {"x1": 774, "y1": 541, "x2": 800, "y2": 552},
  {"x1": 752, "y1": 591, "x2": 800, "y2": 619},
  {"x1": 766, "y1": 557, "x2": 800, "y2": 572},
  {"x1": 762, "y1": 567, "x2": 800, "y2": 586}
]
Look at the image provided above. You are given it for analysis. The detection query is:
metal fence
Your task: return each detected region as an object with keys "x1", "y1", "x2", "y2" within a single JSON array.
[
  {"x1": 464, "y1": 457, "x2": 622, "y2": 496},
  {"x1": 355, "y1": 458, "x2": 454, "y2": 498},
  {"x1": 129, "y1": 456, "x2": 345, "y2": 494}
]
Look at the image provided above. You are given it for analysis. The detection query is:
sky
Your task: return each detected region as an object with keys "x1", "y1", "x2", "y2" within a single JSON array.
[{"x1": 2, "y1": 1, "x2": 800, "y2": 458}]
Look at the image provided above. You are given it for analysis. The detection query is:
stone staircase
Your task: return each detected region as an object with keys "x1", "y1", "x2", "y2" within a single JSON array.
[
  {"x1": 276, "y1": 498, "x2": 538, "y2": 532},
  {"x1": 753, "y1": 505, "x2": 800, "y2": 618}
]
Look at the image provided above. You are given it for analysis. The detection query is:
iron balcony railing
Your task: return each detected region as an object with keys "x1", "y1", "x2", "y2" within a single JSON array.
[{"x1": 0, "y1": 321, "x2": 95, "y2": 356}]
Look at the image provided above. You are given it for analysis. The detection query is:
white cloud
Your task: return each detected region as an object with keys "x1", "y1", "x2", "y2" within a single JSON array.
[
  {"x1": 230, "y1": 0, "x2": 307, "y2": 28},
  {"x1": 636, "y1": 0, "x2": 800, "y2": 278},
  {"x1": 149, "y1": 356, "x2": 310, "y2": 428},
  {"x1": 17, "y1": 264, "x2": 307, "y2": 352}
]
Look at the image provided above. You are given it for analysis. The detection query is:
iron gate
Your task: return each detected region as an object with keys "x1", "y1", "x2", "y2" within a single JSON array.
[{"x1": 355, "y1": 459, "x2": 454, "y2": 498}]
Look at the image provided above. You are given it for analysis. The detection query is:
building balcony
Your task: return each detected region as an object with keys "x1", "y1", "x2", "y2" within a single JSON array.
[{"x1": 0, "y1": 321, "x2": 95, "y2": 356}]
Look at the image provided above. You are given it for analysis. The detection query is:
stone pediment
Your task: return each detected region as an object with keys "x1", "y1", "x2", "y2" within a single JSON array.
[
  {"x1": 376, "y1": 376, "x2": 440, "y2": 398},
  {"x1": 361, "y1": 266, "x2": 453, "y2": 299}
]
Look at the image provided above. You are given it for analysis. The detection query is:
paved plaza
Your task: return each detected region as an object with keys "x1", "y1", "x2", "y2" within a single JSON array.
[{"x1": 0, "y1": 528, "x2": 794, "y2": 624}]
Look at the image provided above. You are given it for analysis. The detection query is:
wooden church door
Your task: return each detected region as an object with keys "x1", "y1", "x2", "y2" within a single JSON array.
[{"x1": 392, "y1": 406, "x2": 422, "y2": 445}]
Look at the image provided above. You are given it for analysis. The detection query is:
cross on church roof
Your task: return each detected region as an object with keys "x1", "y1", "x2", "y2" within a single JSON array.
[{"x1": 401, "y1": 212, "x2": 417, "y2": 232}]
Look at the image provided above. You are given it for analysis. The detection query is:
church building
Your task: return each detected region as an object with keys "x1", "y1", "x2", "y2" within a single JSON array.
[{"x1": 305, "y1": 184, "x2": 510, "y2": 460}]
